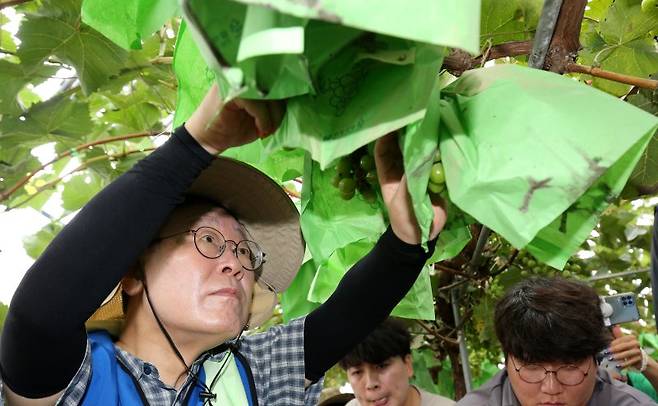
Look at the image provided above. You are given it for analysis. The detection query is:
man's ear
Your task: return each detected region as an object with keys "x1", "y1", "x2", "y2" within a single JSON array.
[
  {"x1": 121, "y1": 275, "x2": 144, "y2": 296},
  {"x1": 121, "y1": 262, "x2": 145, "y2": 297}
]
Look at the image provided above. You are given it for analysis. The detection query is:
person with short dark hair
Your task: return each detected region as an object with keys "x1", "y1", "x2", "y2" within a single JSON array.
[
  {"x1": 340, "y1": 318, "x2": 454, "y2": 406},
  {"x1": 457, "y1": 277, "x2": 656, "y2": 406}
]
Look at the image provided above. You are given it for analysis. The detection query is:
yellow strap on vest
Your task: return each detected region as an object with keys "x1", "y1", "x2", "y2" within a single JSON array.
[{"x1": 204, "y1": 352, "x2": 250, "y2": 405}]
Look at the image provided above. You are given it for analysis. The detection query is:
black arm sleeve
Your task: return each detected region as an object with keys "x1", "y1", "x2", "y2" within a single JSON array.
[
  {"x1": 304, "y1": 227, "x2": 436, "y2": 381},
  {"x1": 0, "y1": 126, "x2": 214, "y2": 397}
]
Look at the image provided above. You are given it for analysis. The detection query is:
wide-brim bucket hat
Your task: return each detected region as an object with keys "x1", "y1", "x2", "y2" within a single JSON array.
[{"x1": 87, "y1": 156, "x2": 305, "y2": 332}]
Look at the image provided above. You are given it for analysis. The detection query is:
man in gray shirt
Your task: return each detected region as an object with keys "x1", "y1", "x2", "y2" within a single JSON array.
[{"x1": 457, "y1": 277, "x2": 656, "y2": 406}]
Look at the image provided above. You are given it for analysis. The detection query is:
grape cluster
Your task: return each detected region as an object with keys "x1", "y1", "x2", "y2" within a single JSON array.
[
  {"x1": 427, "y1": 150, "x2": 446, "y2": 196},
  {"x1": 516, "y1": 251, "x2": 583, "y2": 278},
  {"x1": 331, "y1": 147, "x2": 378, "y2": 202}
]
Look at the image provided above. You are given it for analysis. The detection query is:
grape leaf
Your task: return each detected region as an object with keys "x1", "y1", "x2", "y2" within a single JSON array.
[
  {"x1": 1, "y1": 29, "x2": 17, "y2": 53},
  {"x1": 599, "y1": 0, "x2": 658, "y2": 43},
  {"x1": 81, "y1": 0, "x2": 179, "y2": 50},
  {"x1": 17, "y1": 11, "x2": 129, "y2": 94},
  {"x1": 22, "y1": 224, "x2": 63, "y2": 259},
  {"x1": 622, "y1": 88, "x2": 658, "y2": 197},
  {"x1": 0, "y1": 60, "x2": 58, "y2": 115},
  {"x1": 61, "y1": 173, "x2": 104, "y2": 211},
  {"x1": 0, "y1": 97, "x2": 94, "y2": 149},
  {"x1": 585, "y1": 0, "x2": 614, "y2": 21},
  {"x1": 579, "y1": 0, "x2": 658, "y2": 96},
  {"x1": 480, "y1": 0, "x2": 542, "y2": 45}
]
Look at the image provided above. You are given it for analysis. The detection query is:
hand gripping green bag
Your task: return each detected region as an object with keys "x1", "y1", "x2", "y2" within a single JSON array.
[{"x1": 438, "y1": 64, "x2": 658, "y2": 268}]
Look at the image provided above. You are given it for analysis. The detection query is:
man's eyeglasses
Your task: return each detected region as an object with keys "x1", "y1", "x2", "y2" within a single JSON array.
[
  {"x1": 510, "y1": 357, "x2": 591, "y2": 386},
  {"x1": 161, "y1": 226, "x2": 266, "y2": 271}
]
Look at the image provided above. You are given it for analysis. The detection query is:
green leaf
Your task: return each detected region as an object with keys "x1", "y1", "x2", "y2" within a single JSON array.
[
  {"x1": 580, "y1": 37, "x2": 658, "y2": 96},
  {"x1": 479, "y1": 0, "x2": 542, "y2": 45},
  {"x1": 1, "y1": 29, "x2": 17, "y2": 53},
  {"x1": 622, "y1": 88, "x2": 658, "y2": 197},
  {"x1": 0, "y1": 97, "x2": 94, "y2": 154},
  {"x1": 579, "y1": 0, "x2": 658, "y2": 96},
  {"x1": 22, "y1": 223, "x2": 63, "y2": 259},
  {"x1": 599, "y1": 0, "x2": 658, "y2": 43},
  {"x1": 17, "y1": 87, "x2": 42, "y2": 109},
  {"x1": 0, "y1": 302, "x2": 8, "y2": 331},
  {"x1": 17, "y1": 12, "x2": 130, "y2": 94},
  {"x1": 103, "y1": 102, "x2": 162, "y2": 132},
  {"x1": 585, "y1": 0, "x2": 614, "y2": 21},
  {"x1": 411, "y1": 348, "x2": 443, "y2": 394},
  {"x1": 29, "y1": 97, "x2": 94, "y2": 139},
  {"x1": 61, "y1": 173, "x2": 104, "y2": 211},
  {"x1": 0, "y1": 60, "x2": 58, "y2": 115},
  {"x1": 81, "y1": 0, "x2": 179, "y2": 50}
]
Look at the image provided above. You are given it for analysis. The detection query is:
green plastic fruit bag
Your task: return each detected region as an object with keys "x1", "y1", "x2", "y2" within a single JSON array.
[
  {"x1": 280, "y1": 258, "x2": 320, "y2": 322},
  {"x1": 306, "y1": 240, "x2": 436, "y2": 320},
  {"x1": 227, "y1": 0, "x2": 481, "y2": 54},
  {"x1": 182, "y1": 0, "x2": 479, "y2": 101},
  {"x1": 297, "y1": 154, "x2": 435, "y2": 319},
  {"x1": 300, "y1": 155, "x2": 386, "y2": 262},
  {"x1": 439, "y1": 64, "x2": 658, "y2": 268},
  {"x1": 183, "y1": 0, "x2": 314, "y2": 101},
  {"x1": 268, "y1": 42, "x2": 445, "y2": 169}
]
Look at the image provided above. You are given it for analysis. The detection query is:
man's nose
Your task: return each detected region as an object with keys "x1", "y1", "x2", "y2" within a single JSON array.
[
  {"x1": 365, "y1": 371, "x2": 380, "y2": 390},
  {"x1": 218, "y1": 241, "x2": 244, "y2": 279},
  {"x1": 541, "y1": 372, "x2": 564, "y2": 395}
]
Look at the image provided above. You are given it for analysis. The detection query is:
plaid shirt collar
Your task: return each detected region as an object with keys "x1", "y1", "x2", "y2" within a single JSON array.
[{"x1": 114, "y1": 344, "x2": 209, "y2": 405}]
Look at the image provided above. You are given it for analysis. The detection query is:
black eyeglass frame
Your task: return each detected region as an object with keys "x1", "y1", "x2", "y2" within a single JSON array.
[
  {"x1": 158, "y1": 226, "x2": 267, "y2": 271},
  {"x1": 509, "y1": 356, "x2": 593, "y2": 386}
]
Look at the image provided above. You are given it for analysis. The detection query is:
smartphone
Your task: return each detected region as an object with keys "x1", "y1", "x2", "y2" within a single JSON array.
[{"x1": 601, "y1": 293, "x2": 640, "y2": 325}]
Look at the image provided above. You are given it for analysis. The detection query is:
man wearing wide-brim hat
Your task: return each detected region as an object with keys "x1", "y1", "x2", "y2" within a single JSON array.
[{"x1": 0, "y1": 85, "x2": 447, "y2": 406}]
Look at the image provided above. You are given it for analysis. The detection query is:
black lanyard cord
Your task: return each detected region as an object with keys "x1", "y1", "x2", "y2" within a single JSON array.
[
  {"x1": 143, "y1": 282, "x2": 215, "y2": 399},
  {"x1": 142, "y1": 279, "x2": 247, "y2": 405}
]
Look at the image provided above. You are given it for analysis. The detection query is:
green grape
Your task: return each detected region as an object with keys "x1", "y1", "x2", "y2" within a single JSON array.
[
  {"x1": 360, "y1": 154, "x2": 375, "y2": 171},
  {"x1": 361, "y1": 188, "x2": 377, "y2": 203},
  {"x1": 572, "y1": 264, "x2": 581, "y2": 272},
  {"x1": 338, "y1": 178, "x2": 356, "y2": 195},
  {"x1": 532, "y1": 266, "x2": 542, "y2": 273},
  {"x1": 340, "y1": 188, "x2": 355, "y2": 200},
  {"x1": 354, "y1": 167, "x2": 366, "y2": 180},
  {"x1": 332, "y1": 147, "x2": 381, "y2": 201},
  {"x1": 526, "y1": 259, "x2": 536, "y2": 268},
  {"x1": 562, "y1": 270, "x2": 572, "y2": 277},
  {"x1": 336, "y1": 157, "x2": 352, "y2": 178},
  {"x1": 365, "y1": 170, "x2": 378, "y2": 185},
  {"x1": 427, "y1": 181, "x2": 445, "y2": 194},
  {"x1": 433, "y1": 149, "x2": 441, "y2": 163},
  {"x1": 429, "y1": 163, "x2": 445, "y2": 184},
  {"x1": 331, "y1": 174, "x2": 342, "y2": 188},
  {"x1": 641, "y1": 0, "x2": 658, "y2": 12},
  {"x1": 520, "y1": 270, "x2": 529, "y2": 277},
  {"x1": 357, "y1": 180, "x2": 371, "y2": 193}
]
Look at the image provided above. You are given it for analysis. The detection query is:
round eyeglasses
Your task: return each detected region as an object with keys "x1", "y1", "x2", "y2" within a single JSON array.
[
  {"x1": 510, "y1": 357, "x2": 592, "y2": 386},
  {"x1": 161, "y1": 226, "x2": 266, "y2": 271}
]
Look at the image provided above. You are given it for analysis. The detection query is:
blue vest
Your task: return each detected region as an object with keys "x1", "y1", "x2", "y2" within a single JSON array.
[{"x1": 81, "y1": 331, "x2": 256, "y2": 406}]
